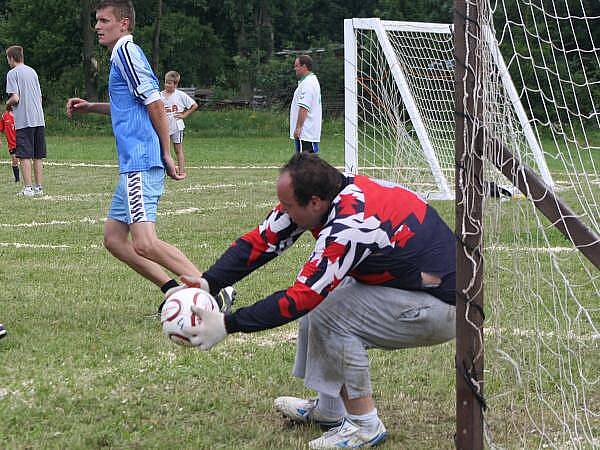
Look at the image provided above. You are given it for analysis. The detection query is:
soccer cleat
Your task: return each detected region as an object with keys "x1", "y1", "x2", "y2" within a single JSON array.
[
  {"x1": 18, "y1": 186, "x2": 34, "y2": 197},
  {"x1": 308, "y1": 417, "x2": 388, "y2": 449},
  {"x1": 274, "y1": 397, "x2": 343, "y2": 429},
  {"x1": 0, "y1": 324, "x2": 6, "y2": 340},
  {"x1": 216, "y1": 286, "x2": 236, "y2": 314},
  {"x1": 34, "y1": 186, "x2": 43, "y2": 196}
]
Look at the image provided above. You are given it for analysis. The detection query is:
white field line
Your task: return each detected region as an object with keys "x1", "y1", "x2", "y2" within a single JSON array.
[
  {"x1": 487, "y1": 245, "x2": 576, "y2": 254},
  {"x1": 23, "y1": 181, "x2": 274, "y2": 202},
  {"x1": 0, "y1": 241, "x2": 212, "y2": 251},
  {"x1": 485, "y1": 326, "x2": 599, "y2": 343}
]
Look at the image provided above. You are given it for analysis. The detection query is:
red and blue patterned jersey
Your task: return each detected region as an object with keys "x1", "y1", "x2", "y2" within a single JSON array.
[{"x1": 203, "y1": 174, "x2": 456, "y2": 333}]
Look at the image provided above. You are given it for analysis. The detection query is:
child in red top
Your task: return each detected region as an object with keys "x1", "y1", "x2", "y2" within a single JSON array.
[{"x1": 0, "y1": 107, "x2": 18, "y2": 182}]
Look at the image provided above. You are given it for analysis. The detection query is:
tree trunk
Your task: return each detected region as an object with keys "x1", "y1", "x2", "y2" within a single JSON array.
[
  {"x1": 258, "y1": 0, "x2": 273, "y2": 62},
  {"x1": 152, "y1": 0, "x2": 162, "y2": 73},
  {"x1": 81, "y1": 0, "x2": 98, "y2": 101}
]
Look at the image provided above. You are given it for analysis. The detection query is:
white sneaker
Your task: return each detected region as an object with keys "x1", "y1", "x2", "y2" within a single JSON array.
[
  {"x1": 18, "y1": 186, "x2": 34, "y2": 197},
  {"x1": 274, "y1": 396, "x2": 343, "y2": 429},
  {"x1": 309, "y1": 417, "x2": 388, "y2": 449},
  {"x1": 0, "y1": 323, "x2": 6, "y2": 340},
  {"x1": 34, "y1": 186, "x2": 43, "y2": 196}
]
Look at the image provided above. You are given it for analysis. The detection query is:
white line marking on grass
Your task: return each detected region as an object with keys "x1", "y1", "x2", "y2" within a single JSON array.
[
  {"x1": 44, "y1": 161, "x2": 118, "y2": 168},
  {"x1": 0, "y1": 242, "x2": 74, "y2": 249},
  {"x1": 0, "y1": 217, "x2": 102, "y2": 228},
  {"x1": 40, "y1": 193, "x2": 110, "y2": 201},
  {"x1": 486, "y1": 326, "x2": 598, "y2": 343},
  {"x1": 486, "y1": 245, "x2": 576, "y2": 253}
]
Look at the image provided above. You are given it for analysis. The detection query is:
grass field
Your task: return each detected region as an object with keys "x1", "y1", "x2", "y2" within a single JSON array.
[{"x1": 0, "y1": 124, "x2": 597, "y2": 449}]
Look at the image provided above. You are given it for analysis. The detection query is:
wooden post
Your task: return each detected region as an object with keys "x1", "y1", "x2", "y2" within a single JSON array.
[{"x1": 454, "y1": 0, "x2": 485, "y2": 448}]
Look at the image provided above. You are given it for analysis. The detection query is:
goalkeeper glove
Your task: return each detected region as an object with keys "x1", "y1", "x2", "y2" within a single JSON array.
[{"x1": 187, "y1": 306, "x2": 227, "y2": 350}]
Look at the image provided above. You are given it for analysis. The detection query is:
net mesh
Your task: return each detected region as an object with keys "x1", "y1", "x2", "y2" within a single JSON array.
[
  {"x1": 348, "y1": 7, "x2": 599, "y2": 447},
  {"x1": 474, "y1": 1, "x2": 599, "y2": 447}
]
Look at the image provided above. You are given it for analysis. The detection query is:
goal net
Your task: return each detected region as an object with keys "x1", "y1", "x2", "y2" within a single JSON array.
[
  {"x1": 344, "y1": 18, "x2": 554, "y2": 200},
  {"x1": 345, "y1": 6, "x2": 599, "y2": 448}
]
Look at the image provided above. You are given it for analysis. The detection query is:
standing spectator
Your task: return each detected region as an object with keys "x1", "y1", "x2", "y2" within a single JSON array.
[
  {"x1": 161, "y1": 71, "x2": 198, "y2": 177},
  {"x1": 5, "y1": 45, "x2": 46, "y2": 196},
  {"x1": 290, "y1": 55, "x2": 322, "y2": 153},
  {"x1": 0, "y1": 106, "x2": 19, "y2": 182}
]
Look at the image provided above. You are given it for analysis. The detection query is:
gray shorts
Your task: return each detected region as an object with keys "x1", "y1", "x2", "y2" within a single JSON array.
[{"x1": 292, "y1": 277, "x2": 456, "y2": 399}]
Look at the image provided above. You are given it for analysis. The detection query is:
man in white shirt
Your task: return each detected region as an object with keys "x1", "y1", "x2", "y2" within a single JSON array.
[{"x1": 290, "y1": 55, "x2": 322, "y2": 153}]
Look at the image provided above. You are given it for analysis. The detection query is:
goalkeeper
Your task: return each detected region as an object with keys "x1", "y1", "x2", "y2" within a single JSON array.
[{"x1": 173, "y1": 153, "x2": 456, "y2": 449}]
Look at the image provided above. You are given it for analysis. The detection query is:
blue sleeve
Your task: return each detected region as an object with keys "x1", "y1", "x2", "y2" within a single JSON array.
[{"x1": 114, "y1": 42, "x2": 160, "y2": 103}]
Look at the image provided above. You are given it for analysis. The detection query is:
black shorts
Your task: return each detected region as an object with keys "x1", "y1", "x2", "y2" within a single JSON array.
[
  {"x1": 16, "y1": 126, "x2": 46, "y2": 159},
  {"x1": 294, "y1": 139, "x2": 319, "y2": 153}
]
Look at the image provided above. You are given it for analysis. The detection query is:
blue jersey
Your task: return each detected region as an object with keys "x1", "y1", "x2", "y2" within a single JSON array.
[
  {"x1": 203, "y1": 174, "x2": 456, "y2": 333},
  {"x1": 109, "y1": 35, "x2": 163, "y2": 173}
]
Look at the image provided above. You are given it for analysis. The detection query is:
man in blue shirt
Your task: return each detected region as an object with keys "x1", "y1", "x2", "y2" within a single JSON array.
[{"x1": 66, "y1": 0, "x2": 201, "y2": 301}]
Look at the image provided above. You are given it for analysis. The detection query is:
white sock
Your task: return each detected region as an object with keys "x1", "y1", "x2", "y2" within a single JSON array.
[
  {"x1": 317, "y1": 393, "x2": 346, "y2": 418},
  {"x1": 348, "y1": 408, "x2": 380, "y2": 433}
]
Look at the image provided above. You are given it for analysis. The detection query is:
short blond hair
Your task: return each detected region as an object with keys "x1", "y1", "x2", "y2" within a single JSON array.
[{"x1": 165, "y1": 71, "x2": 181, "y2": 85}]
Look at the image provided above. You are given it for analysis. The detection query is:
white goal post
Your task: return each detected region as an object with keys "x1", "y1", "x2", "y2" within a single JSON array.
[{"x1": 343, "y1": 18, "x2": 554, "y2": 199}]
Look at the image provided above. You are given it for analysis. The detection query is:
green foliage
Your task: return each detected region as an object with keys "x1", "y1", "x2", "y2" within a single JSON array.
[
  {"x1": 136, "y1": 12, "x2": 226, "y2": 87},
  {"x1": 0, "y1": 0, "x2": 596, "y2": 121}
]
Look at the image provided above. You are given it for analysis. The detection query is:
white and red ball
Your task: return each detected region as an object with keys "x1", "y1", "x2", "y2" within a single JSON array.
[{"x1": 161, "y1": 288, "x2": 219, "y2": 347}]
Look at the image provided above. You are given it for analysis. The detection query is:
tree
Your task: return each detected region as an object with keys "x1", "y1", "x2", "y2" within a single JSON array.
[
  {"x1": 81, "y1": 0, "x2": 98, "y2": 100},
  {"x1": 151, "y1": 0, "x2": 162, "y2": 72}
]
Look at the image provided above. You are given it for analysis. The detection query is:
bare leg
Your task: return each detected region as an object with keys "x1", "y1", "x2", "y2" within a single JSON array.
[
  {"x1": 341, "y1": 385, "x2": 375, "y2": 415},
  {"x1": 33, "y1": 158, "x2": 43, "y2": 186},
  {"x1": 20, "y1": 158, "x2": 32, "y2": 185},
  {"x1": 173, "y1": 142, "x2": 185, "y2": 175},
  {"x1": 129, "y1": 221, "x2": 201, "y2": 278},
  {"x1": 104, "y1": 219, "x2": 174, "y2": 287},
  {"x1": 10, "y1": 154, "x2": 19, "y2": 181}
]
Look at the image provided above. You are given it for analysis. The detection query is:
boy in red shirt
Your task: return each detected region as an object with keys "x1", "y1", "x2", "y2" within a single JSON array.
[{"x1": 0, "y1": 106, "x2": 19, "y2": 182}]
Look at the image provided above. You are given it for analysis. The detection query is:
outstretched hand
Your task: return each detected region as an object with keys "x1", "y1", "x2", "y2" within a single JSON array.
[
  {"x1": 66, "y1": 98, "x2": 89, "y2": 118},
  {"x1": 164, "y1": 275, "x2": 210, "y2": 300},
  {"x1": 187, "y1": 306, "x2": 227, "y2": 350}
]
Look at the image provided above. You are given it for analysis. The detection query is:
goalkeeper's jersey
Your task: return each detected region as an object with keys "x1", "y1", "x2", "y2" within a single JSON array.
[
  {"x1": 203, "y1": 174, "x2": 456, "y2": 334},
  {"x1": 109, "y1": 35, "x2": 163, "y2": 173}
]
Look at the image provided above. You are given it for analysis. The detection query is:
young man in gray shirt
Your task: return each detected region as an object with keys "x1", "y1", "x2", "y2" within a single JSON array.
[{"x1": 5, "y1": 45, "x2": 46, "y2": 196}]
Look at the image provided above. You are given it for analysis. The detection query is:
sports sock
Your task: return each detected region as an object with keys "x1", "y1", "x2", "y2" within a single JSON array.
[
  {"x1": 158, "y1": 279, "x2": 180, "y2": 314},
  {"x1": 12, "y1": 166, "x2": 19, "y2": 182},
  {"x1": 317, "y1": 393, "x2": 346, "y2": 418},
  {"x1": 347, "y1": 408, "x2": 380, "y2": 434},
  {"x1": 161, "y1": 279, "x2": 179, "y2": 294}
]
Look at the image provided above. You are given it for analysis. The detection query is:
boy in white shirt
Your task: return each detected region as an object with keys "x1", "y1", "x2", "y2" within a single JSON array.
[{"x1": 160, "y1": 71, "x2": 198, "y2": 176}]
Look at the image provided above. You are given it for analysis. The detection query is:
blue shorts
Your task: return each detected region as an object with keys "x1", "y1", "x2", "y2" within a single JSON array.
[{"x1": 108, "y1": 168, "x2": 164, "y2": 224}]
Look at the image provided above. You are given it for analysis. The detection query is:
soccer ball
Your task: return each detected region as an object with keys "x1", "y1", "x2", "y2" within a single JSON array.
[{"x1": 161, "y1": 288, "x2": 219, "y2": 347}]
